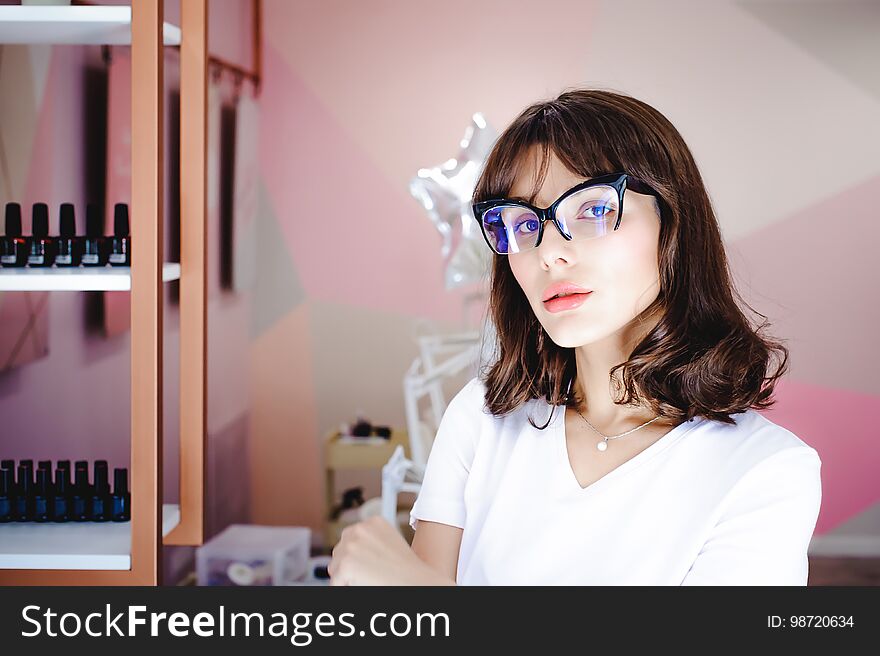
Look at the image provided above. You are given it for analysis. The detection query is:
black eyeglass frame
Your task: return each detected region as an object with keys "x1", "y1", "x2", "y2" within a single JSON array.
[{"x1": 471, "y1": 171, "x2": 660, "y2": 255}]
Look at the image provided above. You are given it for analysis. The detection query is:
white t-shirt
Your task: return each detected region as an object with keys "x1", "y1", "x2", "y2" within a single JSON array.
[{"x1": 409, "y1": 376, "x2": 823, "y2": 585}]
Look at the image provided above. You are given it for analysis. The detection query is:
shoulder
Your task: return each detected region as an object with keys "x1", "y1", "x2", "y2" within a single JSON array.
[
  {"x1": 691, "y1": 408, "x2": 821, "y2": 468},
  {"x1": 439, "y1": 376, "x2": 538, "y2": 447},
  {"x1": 450, "y1": 375, "x2": 544, "y2": 426},
  {"x1": 442, "y1": 376, "x2": 491, "y2": 422},
  {"x1": 688, "y1": 409, "x2": 822, "y2": 503},
  {"x1": 431, "y1": 376, "x2": 492, "y2": 447}
]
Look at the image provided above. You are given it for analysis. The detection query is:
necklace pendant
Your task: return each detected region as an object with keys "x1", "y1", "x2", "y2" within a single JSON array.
[{"x1": 597, "y1": 440, "x2": 608, "y2": 452}]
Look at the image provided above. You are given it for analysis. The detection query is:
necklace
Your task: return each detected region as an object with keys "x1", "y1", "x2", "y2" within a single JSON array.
[
  {"x1": 563, "y1": 376, "x2": 663, "y2": 452},
  {"x1": 574, "y1": 408, "x2": 663, "y2": 452}
]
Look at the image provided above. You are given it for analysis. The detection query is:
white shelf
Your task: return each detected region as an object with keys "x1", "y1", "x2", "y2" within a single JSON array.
[
  {"x1": 0, "y1": 262, "x2": 180, "y2": 291},
  {"x1": 0, "y1": 5, "x2": 181, "y2": 45},
  {"x1": 0, "y1": 503, "x2": 180, "y2": 570}
]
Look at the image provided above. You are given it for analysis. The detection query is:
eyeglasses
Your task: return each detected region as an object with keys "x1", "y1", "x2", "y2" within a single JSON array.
[{"x1": 472, "y1": 172, "x2": 659, "y2": 255}]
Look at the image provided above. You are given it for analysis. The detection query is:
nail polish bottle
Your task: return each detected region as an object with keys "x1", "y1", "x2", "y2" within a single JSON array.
[
  {"x1": 38, "y1": 459, "x2": 51, "y2": 473},
  {"x1": 111, "y1": 467, "x2": 131, "y2": 522},
  {"x1": 54, "y1": 203, "x2": 83, "y2": 267},
  {"x1": 71, "y1": 460, "x2": 91, "y2": 522},
  {"x1": 0, "y1": 459, "x2": 14, "y2": 472},
  {"x1": 15, "y1": 463, "x2": 33, "y2": 521},
  {"x1": 27, "y1": 202, "x2": 56, "y2": 267},
  {"x1": 33, "y1": 468, "x2": 51, "y2": 522},
  {"x1": 52, "y1": 467, "x2": 70, "y2": 522},
  {"x1": 20, "y1": 460, "x2": 34, "y2": 488},
  {"x1": 0, "y1": 468, "x2": 14, "y2": 522},
  {"x1": 81, "y1": 204, "x2": 108, "y2": 267},
  {"x1": 108, "y1": 203, "x2": 130, "y2": 266},
  {"x1": 1, "y1": 202, "x2": 28, "y2": 267},
  {"x1": 91, "y1": 460, "x2": 110, "y2": 522},
  {"x1": 57, "y1": 459, "x2": 71, "y2": 475}
]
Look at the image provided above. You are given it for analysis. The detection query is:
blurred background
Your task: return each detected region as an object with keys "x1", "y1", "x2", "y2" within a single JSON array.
[{"x1": 0, "y1": 0, "x2": 877, "y2": 585}]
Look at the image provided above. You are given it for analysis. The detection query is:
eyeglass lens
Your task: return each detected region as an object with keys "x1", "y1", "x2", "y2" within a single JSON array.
[{"x1": 480, "y1": 184, "x2": 620, "y2": 254}]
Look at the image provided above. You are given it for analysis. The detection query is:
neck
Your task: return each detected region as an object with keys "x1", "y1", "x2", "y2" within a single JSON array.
[{"x1": 568, "y1": 308, "x2": 664, "y2": 431}]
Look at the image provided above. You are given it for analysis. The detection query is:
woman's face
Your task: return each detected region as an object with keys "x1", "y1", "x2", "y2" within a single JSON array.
[{"x1": 507, "y1": 148, "x2": 663, "y2": 349}]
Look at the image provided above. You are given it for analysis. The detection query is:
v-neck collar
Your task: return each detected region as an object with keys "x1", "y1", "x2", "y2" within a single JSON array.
[{"x1": 553, "y1": 404, "x2": 706, "y2": 497}]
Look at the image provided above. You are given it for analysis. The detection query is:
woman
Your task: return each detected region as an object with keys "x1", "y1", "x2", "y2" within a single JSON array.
[{"x1": 328, "y1": 88, "x2": 822, "y2": 586}]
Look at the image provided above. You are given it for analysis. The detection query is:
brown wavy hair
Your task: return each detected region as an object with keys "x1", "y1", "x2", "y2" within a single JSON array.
[{"x1": 474, "y1": 88, "x2": 789, "y2": 428}]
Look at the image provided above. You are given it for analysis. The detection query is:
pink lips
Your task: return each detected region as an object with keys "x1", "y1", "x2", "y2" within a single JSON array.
[
  {"x1": 543, "y1": 291, "x2": 592, "y2": 313},
  {"x1": 542, "y1": 281, "x2": 592, "y2": 302}
]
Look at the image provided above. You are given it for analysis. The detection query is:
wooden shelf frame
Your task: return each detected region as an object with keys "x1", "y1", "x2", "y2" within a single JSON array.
[{"x1": 0, "y1": 0, "x2": 209, "y2": 585}]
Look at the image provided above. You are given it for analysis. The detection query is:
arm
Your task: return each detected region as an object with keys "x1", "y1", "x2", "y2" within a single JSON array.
[
  {"x1": 330, "y1": 377, "x2": 482, "y2": 586},
  {"x1": 410, "y1": 519, "x2": 464, "y2": 585},
  {"x1": 327, "y1": 515, "x2": 459, "y2": 586},
  {"x1": 681, "y1": 446, "x2": 823, "y2": 586},
  {"x1": 406, "y1": 377, "x2": 483, "y2": 585}
]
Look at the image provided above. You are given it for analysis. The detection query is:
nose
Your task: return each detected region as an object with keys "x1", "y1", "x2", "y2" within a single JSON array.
[{"x1": 536, "y1": 219, "x2": 574, "y2": 267}]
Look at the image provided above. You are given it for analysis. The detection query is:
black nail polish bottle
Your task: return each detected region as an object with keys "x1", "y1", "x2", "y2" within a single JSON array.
[
  {"x1": 82, "y1": 204, "x2": 108, "y2": 267},
  {"x1": 54, "y1": 203, "x2": 83, "y2": 267},
  {"x1": 15, "y1": 463, "x2": 33, "y2": 521},
  {"x1": 108, "y1": 203, "x2": 130, "y2": 266},
  {"x1": 111, "y1": 467, "x2": 131, "y2": 522},
  {"x1": 20, "y1": 458, "x2": 34, "y2": 487},
  {"x1": 91, "y1": 460, "x2": 110, "y2": 522},
  {"x1": 1, "y1": 203, "x2": 28, "y2": 267},
  {"x1": 52, "y1": 467, "x2": 70, "y2": 522},
  {"x1": 0, "y1": 468, "x2": 14, "y2": 522},
  {"x1": 33, "y1": 468, "x2": 51, "y2": 522},
  {"x1": 71, "y1": 460, "x2": 91, "y2": 522},
  {"x1": 27, "y1": 203, "x2": 56, "y2": 267}
]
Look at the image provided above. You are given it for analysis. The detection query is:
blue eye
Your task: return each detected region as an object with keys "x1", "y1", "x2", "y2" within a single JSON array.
[
  {"x1": 515, "y1": 217, "x2": 540, "y2": 235},
  {"x1": 578, "y1": 204, "x2": 611, "y2": 221}
]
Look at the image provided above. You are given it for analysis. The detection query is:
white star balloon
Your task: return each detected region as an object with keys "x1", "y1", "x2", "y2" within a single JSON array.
[{"x1": 409, "y1": 113, "x2": 497, "y2": 290}]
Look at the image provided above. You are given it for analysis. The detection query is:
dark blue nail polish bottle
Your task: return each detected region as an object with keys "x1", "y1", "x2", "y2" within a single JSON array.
[
  {"x1": 33, "y1": 468, "x2": 51, "y2": 522},
  {"x1": 71, "y1": 460, "x2": 91, "y2": 522},
  {"x1": 91, "y1": 460, "x2": 110, "y2": 522},
  {"x1": 111, "y1": 467, "x2": 131, "y2": 522},
  {"x1": 15, "y1": 463, "x2": 34, "y2": 521},
  {"x1": 0, "y1": 468, "x2": 14, "y2": 522},
  {"x1": 52, "y1": 467, "x2": 70, "y2": 522}
]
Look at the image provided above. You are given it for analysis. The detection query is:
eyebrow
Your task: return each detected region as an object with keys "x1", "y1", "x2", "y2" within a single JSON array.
[
  {"x1": 505, "y1": 176, "x2": 603, "y2": 205},
  {"x1": 503, "y1": 175, "x2": 655, "y2": 205}
]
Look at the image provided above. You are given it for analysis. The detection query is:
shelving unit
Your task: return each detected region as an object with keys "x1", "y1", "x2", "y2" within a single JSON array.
[
  {"x1": 0, "y1": 1, "x2": 209, "y2": 585},
  {"x1": 0, "y1": 263, "x2": 181, "y2": 291}
]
